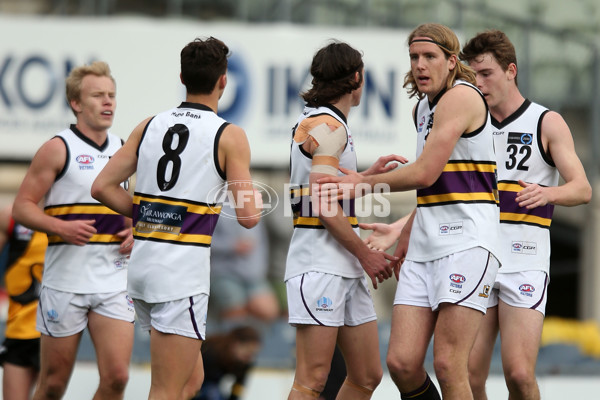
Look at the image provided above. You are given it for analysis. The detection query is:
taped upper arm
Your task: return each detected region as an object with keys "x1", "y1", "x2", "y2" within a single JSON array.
[{"x1": 309, "y1": 123, "x2": 347, "y2": 176}]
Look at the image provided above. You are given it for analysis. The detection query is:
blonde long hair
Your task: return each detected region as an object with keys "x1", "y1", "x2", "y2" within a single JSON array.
[{"x1": 403, "y1": 23, "x2": 476, "y2": 99}]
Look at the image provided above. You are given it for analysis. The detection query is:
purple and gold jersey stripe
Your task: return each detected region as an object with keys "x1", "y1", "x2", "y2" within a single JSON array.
[
  {"x1": 498, "y1": 181, "x2": 554, "y2": 228},
  {"x1": 132, "y1": 194, "x2": 221, "y2": 247},
  {"x1": 417, "y1": 161, "x2": 498, "y2": 207},
  {"x1": 45, "y1": 204, "x2": 125, "y2": 245},
  {"x1": 289, "y1": 185, "x2": 357, "y2": 229},
  {"x1": 293, "y1": 216, "x2": 359, "y2": 229}
]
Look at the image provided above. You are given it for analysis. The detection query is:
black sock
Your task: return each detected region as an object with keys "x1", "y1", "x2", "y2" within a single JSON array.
[{"x1": 400, "y1": 374, "x2": 441, "y2": 400}]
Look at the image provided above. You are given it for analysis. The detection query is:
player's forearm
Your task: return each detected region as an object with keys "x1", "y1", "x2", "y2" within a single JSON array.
[
  {"x1": 319, "y1": 209, "x2": 367, "y2": 260},
  {"x1": 91, "y1": 184, "x2": 133, "y2": 218},
  {"x1": 364, "y1": 164, "x2": 433, "y2": 193},
  {"x1": 550, "y1": 180, "x2": 592, "y2": 207},
  {"x1": 12, "y1": 200, "x2": 62, "y2": 236}
]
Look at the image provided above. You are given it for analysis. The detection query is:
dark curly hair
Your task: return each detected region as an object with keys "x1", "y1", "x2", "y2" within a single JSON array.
[
  {"x1": 180, "y1": 36, "x2": 230, "y2": 95},
  {"x1": 301, "y1": 40, "x2": 364, "y2": 107}
]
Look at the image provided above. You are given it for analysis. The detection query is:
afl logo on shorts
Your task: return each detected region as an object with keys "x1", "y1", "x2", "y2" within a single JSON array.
[
  {"x1": 76, "y1": 154, "x2": 94, "y2": 164},
  {"x1": 449, "y1": 274, "x2": 466, "y2": 284},
  {"x1": 519, "y1": 284, "x2": 535, "y2": 293}
]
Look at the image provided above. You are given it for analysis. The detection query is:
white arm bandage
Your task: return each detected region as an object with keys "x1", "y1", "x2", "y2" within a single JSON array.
[{"x1": 309, "y1": 123, "x2": 347, "y2": 175}]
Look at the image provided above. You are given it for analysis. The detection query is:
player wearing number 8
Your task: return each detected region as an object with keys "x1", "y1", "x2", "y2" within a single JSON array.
[{"x1": 91, "y1": 36, "x2": 261, "y2": 400}]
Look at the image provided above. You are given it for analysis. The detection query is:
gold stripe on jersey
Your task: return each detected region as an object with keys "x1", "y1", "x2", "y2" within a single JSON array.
[
  {"x1": 443, "y1": 162, "x2": 497, "y2": 173},
  {"x1": 499, "y1": 212, "x2": 552, "y2": 227},
  {"x1": 47, "y1": 233, "x2": 124, "y2": 245},
  {"x1": 498, "y1": 182, "x2": 523, "y2": 192},
  {"x1": 45, "y1": 204, "x2": 120, "y2": 216},
  {"x1": 133, "y1": 194, "x2": 222, "y2": 215},
  {"x1": 290, "y1": 187, "x2": 311, "y2": 197},
  {"x1": 293, "y1": 216, "x2": 359, "y2": 228},
  {"x1": 417, "y1": 192, "x2": 497, "y2": 205},
  {"x1": 132, "y1": 230, "x2": 213, "y2": 245}
]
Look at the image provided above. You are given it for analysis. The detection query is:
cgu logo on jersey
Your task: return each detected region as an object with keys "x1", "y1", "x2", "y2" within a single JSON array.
[
  {"x1": 511, "y1": 241, "x2": 537, "y2": 255},
  {"x1": 76, "y1": 154, "x2": 95, "y2": 170},
  {"x1": 519, "y1": 284, "x2": 535, "y2": 297},
  {"x1": 439, "y1": 221, "x2": 463, "y2": 236},
  {"x1": 449, "y1": 274, "x2": 466, "y2": 289},
  {"x1": 316, "y1": 296, "x2": 333, "y2": 312}
]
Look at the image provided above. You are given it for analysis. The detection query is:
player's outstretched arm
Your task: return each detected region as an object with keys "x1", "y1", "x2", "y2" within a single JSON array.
[{"x1": 92, "y1": 118, "x2": 148, "y2": 218}]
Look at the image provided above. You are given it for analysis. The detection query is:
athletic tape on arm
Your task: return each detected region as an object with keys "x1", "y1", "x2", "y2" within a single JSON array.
[{"x1": 309, "y1": 123, "x2": 347, "y2": 176}]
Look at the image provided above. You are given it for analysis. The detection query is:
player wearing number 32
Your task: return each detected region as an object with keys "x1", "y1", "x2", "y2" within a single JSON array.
[
  {"x1": 460, "y1": 30, "x2": 592, "y2": 400},
  {"x1": 92, "y1": 37, "x2": 262, "y2": 400}
]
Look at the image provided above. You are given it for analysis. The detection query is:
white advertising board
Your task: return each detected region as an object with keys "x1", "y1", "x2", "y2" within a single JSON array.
[{"x1": 0, "y1": 16, "x2": 416, "y2": 168}]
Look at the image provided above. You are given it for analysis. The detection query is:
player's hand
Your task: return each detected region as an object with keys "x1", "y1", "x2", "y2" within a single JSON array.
[
  {"x1": 116, "y1": 227, "x2": 134, "y2": 255},
  {"x1": 315, "y1": 167, "x2": 366, "y2": 202},
  {"x1": 60, "y1": 219, "x2": 97, "y2": 246},
  {"x1": 360, "y1": 222, "x2": 400, "y2": 252},
  {"x1": 515, "y1": 180, "x2": 549, "y2": 209},
  {"x1": 360, "y1": 154, "x2": 409, "y2": 176},
  {"x1": 390, "y1": 232, "x2": 410, "y2": 280},
  {"x1": 358, "y1": 248, "x2": 398, "y2": 290}
]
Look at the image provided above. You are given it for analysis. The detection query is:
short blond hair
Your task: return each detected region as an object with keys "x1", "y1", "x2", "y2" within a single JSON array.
[{"x1": 65, "y1": 61, "x2": 115, "y2": 115}]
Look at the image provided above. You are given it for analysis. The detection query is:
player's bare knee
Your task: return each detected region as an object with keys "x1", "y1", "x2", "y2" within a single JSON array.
[
  {"x1": 386, "y1": 354, "x2": 415, "y2": 382},
  {"x1": 468, "y1": 369, "x2": 486, "y2": 393},
  {"x1": 433, "y1": 356, "x2": 456, "y2": 384},
  {"x1": 363, "y1": 364, "x2": 383, "y2": 388},
  {"x1": 505, "y1": 367, "x2": 537, "y2": 392},
  {"x1": 101, "y1": 369, "x2": 129, "y2": 394},
  {"x1": 41, "y1": 380, "x2": 69, "y2": 400}
]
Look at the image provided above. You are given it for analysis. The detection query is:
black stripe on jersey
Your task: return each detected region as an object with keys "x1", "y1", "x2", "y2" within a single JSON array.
[
  {"x1": 136, "y1": 116, "x2": 156, "y2": 158},
  {"x1": 537, "y1": 110, "x2": 555, "y2": 167},
  {"x1": 416, "y1": 199, "x2": 499, "y2": 207},
  {"x1": 178, "y1": 102, "x2": 214, "y2": 112},
  {"x1": 132, "y1": 235, "x2": 211, "y2": 247},
  {"x1": 456, "y1": 83, "x2": 487, "y2": 139},
  {"x1": 54, "y1": 135, "x2": 69, "y2": 182},
  {"x1": 47, "y1": 241, "x2": 124, "y2": 247},
  {"x1": 491, "y1": 99, "x2": 532, "y2": 129},
  {"x1": 70, "y1": 124, "x2": 109, "y2": 152},
  {"x1": 293, "y1": 224, "x2": 325, "y2": 229},
  {"x1": 213, "y1": 122, "x2": 230, "y2": 181},
  {"x1": 293, "y1": 223, "x2": 359, "y2": 230}
]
